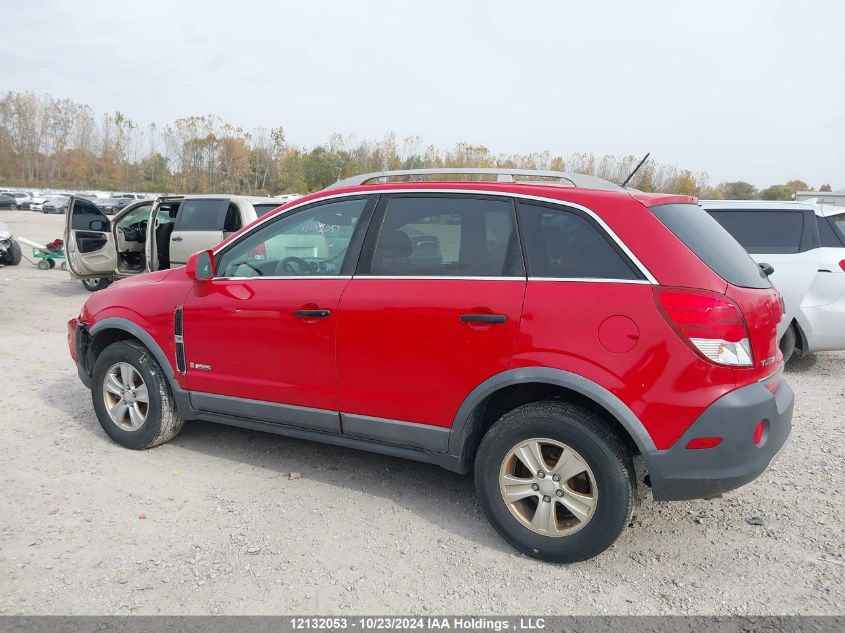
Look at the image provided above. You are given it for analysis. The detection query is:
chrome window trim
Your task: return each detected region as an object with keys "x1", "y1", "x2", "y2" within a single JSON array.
[
  {"x1": 215, "y1": 275, "x2": 353, "y2": 281},
  {"x1": 213, "y1": 188, "x2": 658, "y2": 284},
  {"x1": 527, "y1": 277, "x2": 653, "y2": 285},
  {"x1": 355, "y1": 276, "x2": 526, "y2": 281}
]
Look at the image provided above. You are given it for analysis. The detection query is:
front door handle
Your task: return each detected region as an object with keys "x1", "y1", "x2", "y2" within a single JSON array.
[
  {"x1": 294, "y1": 309, "x2": 331, "y2": 319},
  {"x1": 171, "y1": 236, "x2": 183, "y2": 242},
  {"x1": 460, "y1": 314, "x2": 507, "y2": 324}
]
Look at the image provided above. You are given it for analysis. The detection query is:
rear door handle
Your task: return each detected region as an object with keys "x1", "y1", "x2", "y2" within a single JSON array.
[
  {"x1": 460, "y1": 314, "x2": 507, "y2": 324},
  {"x1": 171, "y1": 236, "x2": 183, "y2": 242},
  {"x1": 294, "y1": 309, "x2": 331, "y2": 319}
]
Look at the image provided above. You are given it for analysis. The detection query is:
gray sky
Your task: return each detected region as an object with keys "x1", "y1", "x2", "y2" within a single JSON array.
[{"x1": 2, "y1": 0, "x2": 844, "y2": 188}]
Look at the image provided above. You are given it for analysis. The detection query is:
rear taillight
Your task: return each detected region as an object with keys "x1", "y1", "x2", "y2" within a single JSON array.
[
  {"x1": 839, "y1": 260, "x2": 845, "y2": 272},
  {"x1": 655, "y1": 288, "x2": 753, "y2": 366}
]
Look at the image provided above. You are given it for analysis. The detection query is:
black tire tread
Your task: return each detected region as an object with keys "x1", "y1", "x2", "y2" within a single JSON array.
[
  {"x1": 475, "y1": 400, "x2": 635, "y2": 563},
  {"x1": 93, "y1": 340, "x2": 184, "y2": 449}
]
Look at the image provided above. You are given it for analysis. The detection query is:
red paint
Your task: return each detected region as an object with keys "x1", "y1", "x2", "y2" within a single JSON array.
[
  {"x1": 337, "y1": 278, "x2": 525, "y2": 426},
  {"x1": 67, "y1": 180, "x2": 786, "y2": 455}
]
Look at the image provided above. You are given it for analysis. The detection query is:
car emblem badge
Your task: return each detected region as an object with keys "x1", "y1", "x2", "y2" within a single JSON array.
[{"x1": 188, "y1": 362, "x2": 212, "y2": 371}]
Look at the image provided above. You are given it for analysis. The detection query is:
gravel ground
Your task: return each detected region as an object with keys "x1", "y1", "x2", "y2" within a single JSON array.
[{"x1": 0, "y1": 209, "x2": 843, "y2": 616}]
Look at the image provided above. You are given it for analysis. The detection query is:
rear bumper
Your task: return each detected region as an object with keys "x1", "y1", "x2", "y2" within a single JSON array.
[{"x1": 647, "y1": 377, "x2": 794, "y2": 501}]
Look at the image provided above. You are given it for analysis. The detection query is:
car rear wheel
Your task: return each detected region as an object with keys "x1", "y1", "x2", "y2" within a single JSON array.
[
  {"x1": 91, "y1": 341, "x2": 184, "y2": 449},
  {"x1": 475, "y1": 401, "x2": 635, "y2": 563},
  {"x1": 82, "y1": 277, "x2": 111, "y2": 292}
]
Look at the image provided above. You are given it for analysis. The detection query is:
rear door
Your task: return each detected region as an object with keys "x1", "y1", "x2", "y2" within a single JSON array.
[
  {"x1": 706, "y1": 207, "x2": 818, "y2": 338},
  {"x1": 337, "y1": 193, "x2": 526, "y2": 439},
  {"x1": 169, "y1": 198, "x2": 229, "y2": 265},
  {"x1": 64, "y1": 197, "x2": 118, "y2": 279}
]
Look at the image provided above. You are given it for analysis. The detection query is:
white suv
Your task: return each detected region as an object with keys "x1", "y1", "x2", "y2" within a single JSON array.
[
  {"x1": 701, "y1": 200, "x2": 845, "y2": 361},
  {"x1": 64, "y1": 194, "x2": 287, "y2": 291}
]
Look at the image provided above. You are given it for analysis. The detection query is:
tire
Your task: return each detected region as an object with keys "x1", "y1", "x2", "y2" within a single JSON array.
[
  {"x1": 779, "y1": 324, "x2": 797, "y2": 364},
  {"x1": 91, "y1": 340, "x2": 184, "y2": 450},
  {"x1": 37, "y1": 259, "x2": 50, "y2": 270},
  {"x1": 82, "y1": 277, "x2": 111, "y2": 292},
  {"x1": 474, "y1": 401, "x2": 635, "y2": 563},
  {"x1": 47, "y1": 258, "x2": 56, "y2": 269},
  {"x1": 4, "y1": 240, "x2": 21, "y2": 265}
]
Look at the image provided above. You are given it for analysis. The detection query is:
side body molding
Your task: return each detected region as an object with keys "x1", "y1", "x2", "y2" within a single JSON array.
[{"x1": 447, "y1": 367, "x2": 658, "y2": 462}]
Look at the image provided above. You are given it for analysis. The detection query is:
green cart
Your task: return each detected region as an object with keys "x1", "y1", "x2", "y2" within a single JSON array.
[{"x1": 32, "y1": 246, "x2": 67, "y2": 270}]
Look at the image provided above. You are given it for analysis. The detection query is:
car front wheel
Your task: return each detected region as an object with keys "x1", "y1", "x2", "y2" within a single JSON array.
[
  {"x1": 475, "y1": 401, "x2": 635, "y2": 563},
  {"x1": 91, "y1": 341, "x2": 184, "y2": 449},
  {"x1": 82, "y1": 277, "x2": 111, "y2": 292}
]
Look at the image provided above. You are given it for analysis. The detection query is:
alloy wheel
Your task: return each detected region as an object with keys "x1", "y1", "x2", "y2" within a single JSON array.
[
  {"x1": 498, "y1": 437, "x2": 598, "y2": 536},
  {"x1": 102, "y1": 362, "x2": 149, "y2": 431}
]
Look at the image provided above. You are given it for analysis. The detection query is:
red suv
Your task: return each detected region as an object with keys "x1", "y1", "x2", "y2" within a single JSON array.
[{"x1": 67, "y1": 169, "x2": 793, "y2": 562}]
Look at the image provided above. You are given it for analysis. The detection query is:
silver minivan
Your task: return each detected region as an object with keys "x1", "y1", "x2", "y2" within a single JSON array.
[{"x1": 64, "y1": 194, "x2": 291, "y2": 291}]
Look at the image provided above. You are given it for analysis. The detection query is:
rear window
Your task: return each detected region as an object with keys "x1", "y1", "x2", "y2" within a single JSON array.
[
  {"x1": 707, "y1": 210, "x2": 803, "y2": 254},
  {"x1": 650, "y1": 203, "x2": 770, "y2": 289},
  {"x1": 254, "y1": 203, "x2": 282, "y2": 217},
  {"x1": 174, "y1": 199, "x2": 229, "y2": 231},
  {"x1": 824, "y1": 213, "x2": 845, "y2": 246}
]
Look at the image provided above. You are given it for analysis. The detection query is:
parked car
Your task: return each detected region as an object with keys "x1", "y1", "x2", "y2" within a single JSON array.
[
  {"x1": 0, "y1": 193, "x2": 16, "y2": 209},
  {"x1": 64, "y1": 194, "x2": 284, "y2": 291},
  {"x1": 28, "y1": 194, "x2": 51, "y2": 211},
  {"x1": 67, "y1": 168, "x2": 792, "y2": 563},
  {"x1": 0, "y1": 222, "x2": 22, "y2": 265},
  {"x1": 42, "y1": 195, "x2": 70, "y2": 214},
  {"x1": 112, "y1": 193, "x2": 147, "y2": 200},
  {"x1": 701, "y1": 200, "x2": 845, "y2": 361},
  {"x1": 6, "y1": 191, "x2": 33, "y2": 209},
  {"x1": 96, "y1": 197, "x2": 135, "y2": 215}
]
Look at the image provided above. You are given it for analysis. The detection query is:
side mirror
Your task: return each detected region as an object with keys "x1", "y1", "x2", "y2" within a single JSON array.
[
  {"x1": 89, "y1": 219, "x2": 108, "y2": 232},
  {"x1": 758, "y1": 262, "x2": 775, "y2": 276},
  {"x1": 186, "y1": 250, "x2": 214, "y2": 281}
]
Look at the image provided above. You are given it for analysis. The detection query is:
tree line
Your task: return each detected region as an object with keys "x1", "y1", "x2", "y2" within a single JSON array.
[{"x1": 0, "y1": 91, "x2": 834, "y2": 198}]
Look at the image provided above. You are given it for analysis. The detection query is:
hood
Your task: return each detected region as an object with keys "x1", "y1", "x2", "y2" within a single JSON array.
[{"x1": 110, "y1": 268, "x2": 177, "y2": 288}]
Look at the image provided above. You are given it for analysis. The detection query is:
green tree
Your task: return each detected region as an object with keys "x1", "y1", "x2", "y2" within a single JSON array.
[
  {"x1": 759, "y1": 184, "x2": 794, "y2": 200},
  {"x1": 719, "y1": 181, "x2": 758, "y2": 199}
]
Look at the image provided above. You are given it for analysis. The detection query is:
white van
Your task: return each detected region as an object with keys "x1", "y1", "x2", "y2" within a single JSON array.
[{"x1": 701, "y1": 200, "x2": 845, "y2": 361}]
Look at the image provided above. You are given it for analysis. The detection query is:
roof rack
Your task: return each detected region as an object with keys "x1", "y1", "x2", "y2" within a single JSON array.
[{"x1": 329, "y1": 168, "x2": 623, "y2": 191}]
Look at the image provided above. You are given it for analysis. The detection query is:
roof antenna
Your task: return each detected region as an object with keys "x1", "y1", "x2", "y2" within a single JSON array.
[{"x1": 620, "y1": 152, "x2": 650, "y2": 188}]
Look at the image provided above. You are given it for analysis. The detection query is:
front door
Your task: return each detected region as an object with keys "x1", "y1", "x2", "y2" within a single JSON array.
[
  {"x1": 338, "y1": 194, "x2": 526, "y2": 433},
  {"x1": 64, "y1": 197, "x2": 118, "y2": 279},
  {"x1": 181, "y1": 196, "x2": 375, "y2": 426}
]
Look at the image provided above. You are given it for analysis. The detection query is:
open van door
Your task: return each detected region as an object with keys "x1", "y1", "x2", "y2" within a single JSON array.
[{"x1": 64, "y1": 196, "x2": 118, "y2": 279}]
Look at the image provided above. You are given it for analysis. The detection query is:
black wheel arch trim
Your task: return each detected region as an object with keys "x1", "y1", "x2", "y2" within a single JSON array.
[
  {"x1": 447, "y1": 367, "x2": 658, "y2": 461},
  {"x1": 86, "y1": 317, "x2": 194, "y2": 417}
]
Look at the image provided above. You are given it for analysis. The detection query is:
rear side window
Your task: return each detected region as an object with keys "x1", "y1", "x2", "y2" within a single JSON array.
[
  {"x1": 518, "y1": 202, "x2": 642, "y2": 280},
  {"x1": 174, "y1": 199, "x2": 229, "y2": 231},
  {"x1": 254, "y1": 203, "x2": 282, "y2": 217},
  {"x1": 651, "y1": 204, "x2": 770, "y2": 289},
  {"x1": 818, "y1": 215, "x2": 845, "y2": 247},
  {"x1": 367, "y1": 196, "x2": 522, "y2": 277},
  {"x1": 707, "y1": 210, "x2": 804, "y2": 254},
  {"x1": 829, "y1": 213, "x2": 845, "y2": 243}
]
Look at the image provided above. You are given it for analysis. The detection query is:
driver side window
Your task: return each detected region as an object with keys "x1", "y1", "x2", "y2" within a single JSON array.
[{"x1": 215, "y1": 198, "x2": 367, "y2": 278}]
